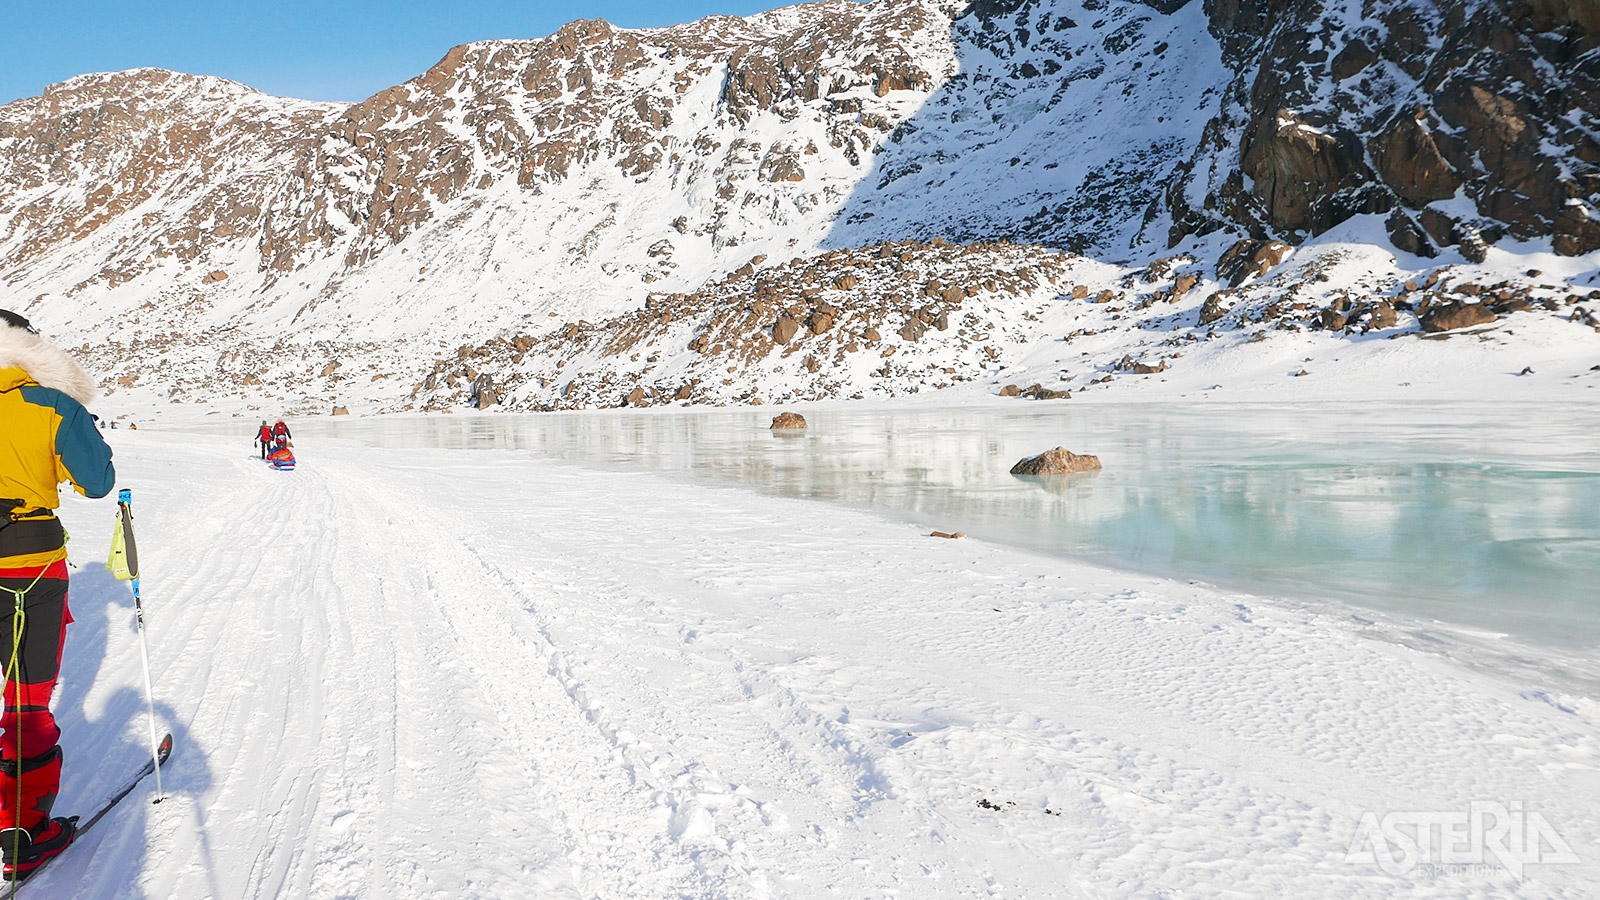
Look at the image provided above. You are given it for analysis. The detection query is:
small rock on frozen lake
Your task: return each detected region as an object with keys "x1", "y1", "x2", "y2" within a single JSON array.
[{"x1": 1009, "y1": 447, "x2": 1102, "y2": 476}]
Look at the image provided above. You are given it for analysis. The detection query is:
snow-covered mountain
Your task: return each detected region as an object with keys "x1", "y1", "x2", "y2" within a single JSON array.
[{"x1": 0, "y1": 0, "x2": 1596, "y2": 415}]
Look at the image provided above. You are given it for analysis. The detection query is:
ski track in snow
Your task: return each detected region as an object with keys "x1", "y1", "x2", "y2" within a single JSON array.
[{"x1": 27, "y1": 430, "x2": 1600, "y2": 899}]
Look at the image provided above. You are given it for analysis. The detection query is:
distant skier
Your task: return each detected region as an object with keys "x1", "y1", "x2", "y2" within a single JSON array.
[
  {"x1": 256, "y1": 420, "x2": 273, "y2": 459},
  {"x1": 272, "y1": 419, "x2": 291, "y2": 451},
  {"x1": 0, "y1": 310, "x2": 115, "y2": 878}
]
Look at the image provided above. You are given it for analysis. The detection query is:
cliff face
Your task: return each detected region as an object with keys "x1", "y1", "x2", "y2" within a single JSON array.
[
  {"x1": 1169, "y1": 0, "x2": 1599, "y2": 257},
  {"x1": 0, "y1": 0, "x2": 1594, "y2": 413}
]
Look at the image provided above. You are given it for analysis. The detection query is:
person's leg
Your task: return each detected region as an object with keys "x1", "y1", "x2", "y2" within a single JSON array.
[{"x1": 0, "y1": 564, "x2": 71, "y2": 871}]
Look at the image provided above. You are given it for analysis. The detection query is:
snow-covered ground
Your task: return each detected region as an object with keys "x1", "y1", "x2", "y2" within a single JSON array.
[{"x1": 34, "y1": 426, "x2": 1599, "y2": 899}]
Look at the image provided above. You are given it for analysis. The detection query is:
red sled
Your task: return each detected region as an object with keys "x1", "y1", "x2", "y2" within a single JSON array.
[{"x1": 267, "y1": 447, "x2": 296, "y2": 471}]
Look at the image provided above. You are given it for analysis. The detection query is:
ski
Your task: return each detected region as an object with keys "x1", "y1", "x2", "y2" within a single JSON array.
[{"x1": 6, "y1": 733, "x2": 173, "y2": 885}]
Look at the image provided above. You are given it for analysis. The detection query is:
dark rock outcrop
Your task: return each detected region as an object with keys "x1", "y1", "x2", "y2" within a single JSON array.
[
  {"x1": 1168, "y1": 0, "x2": 1600, "y2": 257},
  {"x1": 1216, "y1": 239, "x2": 1291, "y2": 288}
]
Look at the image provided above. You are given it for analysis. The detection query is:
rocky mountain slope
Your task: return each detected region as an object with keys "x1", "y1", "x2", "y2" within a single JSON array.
[
  {"x1": 416, "y1": 234, "x2": 1600, "y2": 413},
  {"x1": 1166, "y1": 0, "x2": 1600, "y2": 259},
  {"x1": 0, "y1": 0, "x2": 1595, "y2": 415}
]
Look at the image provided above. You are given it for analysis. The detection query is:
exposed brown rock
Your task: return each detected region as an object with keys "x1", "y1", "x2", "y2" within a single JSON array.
[
  {"x1": 1420, "y1": 301, "x2": 1496, "y2": 333},
  {"x1": 1198, "y1": 292, "x2": 1233, "y2": 325},
  {"x1": 1330, "y1": 38, "x2": 1377, "y2": 81},
  {"x1": 770, "y1": 412, "x2": 806, "y2": 430},
  {"x1": 1115, "y1": 354, "x2": 1167, "y2": 375},
  {"x1": 1009, "y1": 447, "x2": 1102, "y2": 476},
  {"x1": 1385, "y1": 210, "x2": 1436, "y2": 258},
  {"x1": 1418, "y1": 208, "x2": 1460, "y2": 249},
  {"x1": 1216, "y1": 239, "x2": 1291, "y2": 287},
  {"x1": 1239, "y1": 109, "x2": 1368, "y2": 235},
  {"x1": 1367, "y1": 300, "x2": 1398, "y2": 330},
  {"x1": 474, "y1": 375, "x2": 499, "y2": 409},
  {"x1": 759, "y1": 149, "x2": 806, "y2": 183},
  {"x1": 1371, "y1": 108, "x2": 1462, "y2": 206}
]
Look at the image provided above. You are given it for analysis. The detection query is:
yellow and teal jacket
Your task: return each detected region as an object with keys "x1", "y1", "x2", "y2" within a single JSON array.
[{"x1": 1, "y1": 324, "x2": 115, "y2": 568}]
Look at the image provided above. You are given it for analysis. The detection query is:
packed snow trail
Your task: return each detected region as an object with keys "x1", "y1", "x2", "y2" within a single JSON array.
[{"x1": 31, "y1": 430, "x2": 1600, "y2": 899}]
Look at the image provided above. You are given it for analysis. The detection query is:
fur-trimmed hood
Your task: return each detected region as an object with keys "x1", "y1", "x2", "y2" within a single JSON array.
[{"x1": 0, "y1": 322, "x2": 99, "y2": 405}]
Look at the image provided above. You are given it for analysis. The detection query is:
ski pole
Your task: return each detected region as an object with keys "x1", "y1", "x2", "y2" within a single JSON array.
[{"x1": 113, "y1": 490, "x2": 165, "y2": 803}]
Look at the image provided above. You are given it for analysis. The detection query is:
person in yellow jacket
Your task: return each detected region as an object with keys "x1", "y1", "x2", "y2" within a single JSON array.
[{"x1": 0, "y1": 309, "x2": 114, "y2": 878}]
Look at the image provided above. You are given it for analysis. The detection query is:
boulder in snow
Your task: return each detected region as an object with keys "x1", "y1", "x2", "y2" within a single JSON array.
[
  {"x1": 1420, "y1": 301, "x2": 1496, "y2": 333},
  {"x1": 1216, "y1": 239, "x2": 1291, "y2": 287}
]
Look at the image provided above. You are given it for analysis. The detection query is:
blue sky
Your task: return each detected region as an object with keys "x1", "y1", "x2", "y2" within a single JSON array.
[{"x1": 0, "y1": 0, "x2": 784, "y2": 105}]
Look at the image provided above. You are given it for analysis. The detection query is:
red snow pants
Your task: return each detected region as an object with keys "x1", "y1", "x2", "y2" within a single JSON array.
[{"x1": 0, "y1": 561, "x2": 70, "y2": 833}]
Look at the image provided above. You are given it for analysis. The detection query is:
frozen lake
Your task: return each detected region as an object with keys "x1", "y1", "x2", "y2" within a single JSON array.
[{"x1": 288, "y1": 401, "x2": 1600, "y2": 679}]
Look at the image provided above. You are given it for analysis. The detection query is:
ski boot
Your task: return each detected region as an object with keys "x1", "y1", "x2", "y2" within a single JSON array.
[{"x1": 1, "y1": 816, "x2": 75, "y2": 880}]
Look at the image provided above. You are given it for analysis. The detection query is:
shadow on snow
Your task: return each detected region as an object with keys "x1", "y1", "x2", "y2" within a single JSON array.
[{"x1": 29, "y1": 564, "x2": 219, "y2": 899}]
